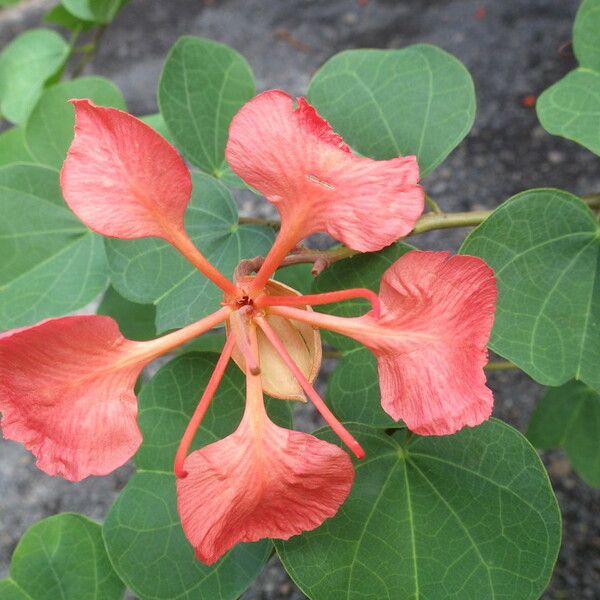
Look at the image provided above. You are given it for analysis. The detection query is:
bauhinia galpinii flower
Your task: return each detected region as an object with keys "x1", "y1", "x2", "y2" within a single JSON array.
[{"x1": 0, "y1": 90, "x2": 497, "y2": 565}]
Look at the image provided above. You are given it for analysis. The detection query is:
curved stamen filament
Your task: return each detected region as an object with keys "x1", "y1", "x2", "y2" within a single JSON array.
[
  {"x1": 255, "y1": 315, "x2": 365, "y2": 459},
  {"x1": 174, "y1": 335, "x2": 236, "y2": 478},
  {"x1": 255, "y1": 288, "x2": 380, "y2": 319}
]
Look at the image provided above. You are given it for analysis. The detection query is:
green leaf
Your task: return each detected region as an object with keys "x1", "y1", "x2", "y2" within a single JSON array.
[
  {"x1": 310, "y1": 243, "x2": 412, "y2": 427},
  {"x1": 460, "y1": 188, "x2": 600, "y2": 393},
  {"x1": 61, "y1": 0, "x2": 124, "y2": 23},
  {"x1": 528, "y1": 380, "x2": 600, "y2": 487},
  {"x1": 308, "y1": 44, "x2": 476, "y2": 177},
  {"x1": 0, "y1": 580, "x2": 30, "y2": 600},
  {"x1": 537, "y1": 69, "x2": 600, "y2": 157},
  {"x1": 0, "y1": 29, "x2": 69, "y2": 124},
  {"x1": 277, "y1": 420, "x2": 561, "y2": 600},
  {"x1": 1, "y1": 513, "x2": 124, "y2": 600},
  {"x1": 274, "y1": 263, "x2": 314, "y2": 295},
  {"x1": 183, "y1": 330, "x2": 226, "y2": 354},
  {"x1": 0, "y1": 164, "x2": 107, "y2": 329},
  {"x1": 0, "y1": 127, "x2": 35, "y2": 166},
  {"x1": 97, "y1": 285, "x2": 155, "y2": 341},
  {"x1": 216, "y1": 162, "x2": 249, "y2": 189},
  {"x1": 103, "y1": 472, "x2": 269, "y2": 600},
  {"x1": 140, "y1": 112, "x2": 174, "y2": 144},
  {"x1": 105, "y1": 171, "x2": 274, "y2": 332},
  {"x1": 135, "y1": 352, "x2": 292, "y2": 471},
  {"x1": 103, "y1": 352, "x2": 292, "y2": 600},
  {"x1": 327, "y1": 348, "x2": 396, "y2": 428},
  {"x1": 158, "y1": 36, "x2": 255, "y2": 174},
  {"x1": 574, "y1": 0, "x2": 600, "y2": 71},
  {"x1": 44, "y1": 4, "x2": 95, "y2": 31},
  {"x1": 537, "y1": 0, "x2": 600, "y2": 155},
  {"x1": 25, "y1": 76, "x2": 126, "y2": 169}
]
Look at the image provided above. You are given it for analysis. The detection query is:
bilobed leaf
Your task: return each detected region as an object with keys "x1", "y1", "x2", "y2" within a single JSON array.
[
  {"x1": 97, "y1": 285, "x2": 155, "y2": 341},
  {"x1": 105, "y1": 171, "x2": 274, "y2": 333},
  {"x1": 537, "y1": 69, "x2": 600, "y2": 156},
  {"x1": 308, "y1": 44, "x2": 476, "y2": 176},
  {"x1": 327, "y1": 348, "x2": 396, "y2": 427},
  {"x1": 528, "y1": 380, "x2": 600, "y2": 487},
  {"x1": 277, "y1": 420, "x2": 561, "y2": 600},
  {"x1": 310, "y1": 243, "x2": 412, "y2": 426},
  {"x1": 103, "y1": 352, "x2": 292, "y2": 600},
  {"x1": 0, "y1": 164, "x2": 107, "y2": 329},
  {"x1": 158, "y1": 36, "x2": 255, "y2": 174},
  {"x1": 460, "y1": 188, "x2": 600, "y2": 393},
  {"x1": 574, "y1": 0, "x2": 600, "y2": 71},
  {"x1": 61, "y1": 0, "x2": 125, "y2": 23},
  {"x1": 44, "y1": 4, "x2": 95, "y2": 31},
  {"x1": 25, "y1": 76, "x2": 126, "y2": 169},
  {"x1": 0, "y1": 29, "x2": 69, "y2": 124},
  {"x1": 537, "y1": 0, "x2": 600, "y2": 155},
  {"x1": 1, "y1": 513, "x2": 124, "y2": 600},
  {"x1": 0, "y1": 127, "x2": 35, "y2": 166}
]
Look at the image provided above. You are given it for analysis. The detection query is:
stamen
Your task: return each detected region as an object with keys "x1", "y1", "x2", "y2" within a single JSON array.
[
  {"x1": 255, "y1": 288, "x2": 381, "y2": 319},
  {"x1": 229, "y1": 309, "x2": 261, "y2": 375},
  {"x1": 255, "y1": 315, "x2": 365, "y2": 460},
  {"x1": 174, "y1": 335, "x2": 236, "y2": 478}
]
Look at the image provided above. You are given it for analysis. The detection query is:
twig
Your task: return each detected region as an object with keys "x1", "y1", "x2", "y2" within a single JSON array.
[
  {"x1": 424, "y1": 193, "x2": 443, "y2": 214},
  {"x1": 71, "y1": 25, "x2": 107, "y2": 78}
]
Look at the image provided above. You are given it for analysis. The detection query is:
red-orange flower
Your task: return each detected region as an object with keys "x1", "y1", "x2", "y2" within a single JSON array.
[{"x1": 0, "y1": 95, "x2": 496, "y2": 565}]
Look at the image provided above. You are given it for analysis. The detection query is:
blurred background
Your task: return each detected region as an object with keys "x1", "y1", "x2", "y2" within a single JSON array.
[{"x1": 0, "y1": 1, "x2": 598, "y2": 598}]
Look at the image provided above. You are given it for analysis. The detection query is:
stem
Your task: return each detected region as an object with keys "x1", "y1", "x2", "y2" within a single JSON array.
[
  {"x1": 425, "y1": 194, "x2": 443, "y2": 214},
  {"x1": 239, "y1": 216, "x2": 281, "y2": 228},
  {"x1": 240, "y1": 194, "x2": 600, "y2": 280},
  {"x1": 484, "y1": 360, "x2": 518, "y2": 371},
  {"x1": 256, "y1": 315, "x2": 365, "y2": 459},
  {"x1": 255, "y1": 288, "x2": 380, "y2": 319},
  {"x1": 71, "y1": 25, "x2": 107, "y2": 78},
  {"x1": 173, "y1": 335, "x2": 235, "y2": 478}
]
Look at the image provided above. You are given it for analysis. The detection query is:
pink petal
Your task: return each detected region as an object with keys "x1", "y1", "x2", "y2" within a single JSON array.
[
  {"x1": 177, "y1": 410, "x2": 353, "y2": 564},
  {"x1": 359, "y1": 251, "x2": 497, "y2": 434},
  {"x1": 268, "y1": 251, "x2": 497, "y2": 436},
  {"x1": 0, "y1": 316, "x2": 149, "y2": 481},
  {"x1": 226, "y1": 90, "x2": 424, "y2": 252},
  {"x1": 60, "y1": 99, "x2": 192, "y2": 240}
]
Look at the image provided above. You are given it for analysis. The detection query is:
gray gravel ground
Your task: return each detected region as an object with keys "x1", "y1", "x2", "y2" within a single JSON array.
[{"x1": 1, "y1": 0, "x2": 600, "y2": 598}]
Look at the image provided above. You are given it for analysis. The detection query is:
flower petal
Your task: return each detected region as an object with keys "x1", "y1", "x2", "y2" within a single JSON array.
[
  {"x1": 226, "y1": 90, "x2": 424, "y2": 252},
  {"x1": 0, "y1": 316, "x2": 149, "y2": 481},
  {"x1": 177, "y1": 372, "x2": 353, "y2": 564},
  {"x1": 356, "y1": 251, "x2": 497, "y2": 434},
  {"x1": 269, "y1": 251, "x2": 497, "y2": 436},
  {"x1": 61, "y1": 99, "x2": 192, "y2": 240}
]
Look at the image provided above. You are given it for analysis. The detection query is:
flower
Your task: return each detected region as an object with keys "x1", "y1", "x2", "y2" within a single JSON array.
[{"x1": 0, "y1": 92, "x2": 496, "y2": 565}]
